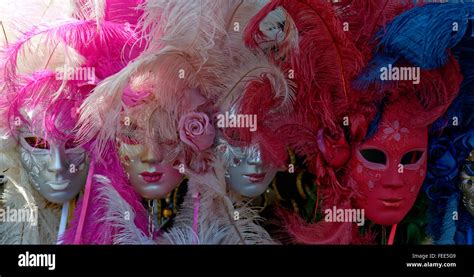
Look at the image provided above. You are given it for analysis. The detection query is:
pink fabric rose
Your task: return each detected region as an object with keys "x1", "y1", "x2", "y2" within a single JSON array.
[{"x1": 179, "y1": 112, "x2": 215, "y2": 151}]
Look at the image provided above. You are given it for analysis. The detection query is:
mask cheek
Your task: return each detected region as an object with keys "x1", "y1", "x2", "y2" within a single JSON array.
[
  {"x1": 125, "y1": 160, "x2": 146, "y2": 192},
  {"x1": 19, "y1": 148, "x2": 48, "y2": 190},
  {"x1": 158, "y1": 166, "x2": 183, "y2": 194},
  {"x1": 350, "y1": 162, "x2": 382, "y2": 197},
  {"x1": 403, "y1": 158, "x2": 427, "y2": 194},
  {"x1": 400, "y1": 169, "x2": 425, "y2": 207},
  {"x1": 67, "y1": 153, "x2": 89, "y2": 188}
]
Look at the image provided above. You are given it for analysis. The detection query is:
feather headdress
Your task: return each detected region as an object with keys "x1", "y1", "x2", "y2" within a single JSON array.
[
  {"x1": 72, "y1": 0, "x2": 234, "y2": 244},
  {"x1": 243, "y1": 0, "x2": 463, "y2": 245},
  {"x1": 110, "y1": 0, "x2": 294, "y2": 244},
  {"x1": 352, "y1": 2, "x2": 464, "y2": 245},
  {"x1": 173, "y1": 50, "x2": 296, "y2": 244},
  {"x1": 244, "y1": 2, "x2": 374, "y2": 220},
  {"x1": 332, "y1": 0, "x2": 418, "y2": 63},
  {"x1": 0, "y1": 0, "x2": 148, "y2": 244},
  {"x1": 381, "y1": 2, "x2": 474, "y2": 244}
]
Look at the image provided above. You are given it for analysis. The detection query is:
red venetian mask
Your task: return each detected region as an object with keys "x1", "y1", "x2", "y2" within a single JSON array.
[{"x1": 346, "y1": 100, "x2": 428, "y2": 226}]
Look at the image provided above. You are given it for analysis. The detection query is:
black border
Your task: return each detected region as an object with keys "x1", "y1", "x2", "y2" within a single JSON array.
[{"x1": 1, "y1": 245, "x2": 473, "y2": 274}]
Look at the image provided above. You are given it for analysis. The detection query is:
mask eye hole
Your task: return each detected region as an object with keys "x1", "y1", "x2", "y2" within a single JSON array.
[
  {"x1": 232, "y1": 157, "x2": 241, "y2": 166},
  {"x1": 120, "y1": 123, "x2": 140, "y2": 145},
  {"x1": 24, "y1": 137, "x2": 50, "y2": 149},
  {"x1": 401, "y1": 151, "x2": 424, "y2": 165},
  {"x1": 360, "y1": 149, "x2": 387, "y2": 165}
]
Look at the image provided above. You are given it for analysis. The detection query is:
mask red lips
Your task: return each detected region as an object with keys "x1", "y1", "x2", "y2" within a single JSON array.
[
  {"x1": 244, "y1": 173, "x2": 266, "y2": 183},
  {"x1": 140, "y1": 171, "x2": 163, "y2": 183},
  {"x1": 379, "y1": 198, "x2": 403, "y2": 208}
]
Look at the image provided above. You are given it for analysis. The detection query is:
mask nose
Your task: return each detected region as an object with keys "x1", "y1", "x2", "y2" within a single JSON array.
[
  {"x1": 247, "y1": 145, "x2": 263, "y2": 166},
  {"x1": 47, "y1": 145, "x2": 67, "y2": 173},
  {"x1": 140, "y1": 145, "x2": 161, "y2": 164},
  {"x1": 382, "y1": 165, "x2": 404, "y2": 189}
]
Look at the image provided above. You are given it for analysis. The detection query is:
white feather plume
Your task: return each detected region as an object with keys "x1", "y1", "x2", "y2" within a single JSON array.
[
  {"x1": 73, "y1": 0, "x2": 106, "y2": 24},
  {"x1": 92, "y1": 175, "x2": 154, "y2": 245},
  {"x1": 216, "y1": 49, "x2": 295, "y2": 116},
  {"x1": 0, "y1": 0, "x2": 75, "y2": 47}
]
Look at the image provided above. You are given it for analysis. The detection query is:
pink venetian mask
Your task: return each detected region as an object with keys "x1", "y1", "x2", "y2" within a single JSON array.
[{"x1": 346, "y1": 100, "x2": 428, "y2": 226}]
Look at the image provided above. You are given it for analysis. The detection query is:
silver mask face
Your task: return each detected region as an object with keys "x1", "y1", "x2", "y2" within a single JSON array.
[
  {"x1": 119, "y1": 142, "x2": 184, "y2": 200},
  {"x1": 216, "y1": 137, "x2": 278, "y2": 197},
  {"x1": 460, "y1": 150, "x2": 474, "y2": 216},
  {"x1": 18, "y1": 131, "x2": 89, "y2": 204}
]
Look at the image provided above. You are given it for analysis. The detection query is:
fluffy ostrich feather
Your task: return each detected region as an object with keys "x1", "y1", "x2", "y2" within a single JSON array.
[
  {"x1": 356, "y1": 2, "x2": 465, "y2": 128},
  {"x1": 436, "y1": 192, "x2": 459, "y2": 245},
  {"x1": 3, "y1": 18, "x2": 138, "y2": 90},
  {"x1": 332, "y1": 0, "x2": 417, "y2": 62},
  {"x1": 60, "y1": 140, "x2": 148, "y2": 244},
  {"x1": 277, "y1": 208, "x2": 375, "y2": 245},
  {"x1": 0, "y1": 0, "x2": 75, "y2": 47},
  {"x1": 73, "y1": 0, "x2": 106, "y2": 23},
  {"x1": 376, "y1": 2, "x2": 474, "y2": 69},
  {"x1": 138, "y1": 0, "x2": 227, "y2": 58},
  {"x1": 245, "y1": 0, "x2": 365, "y2": 148},
  {"x1": 76, "y1": 45, "x2": 226, "y2": 156},
  {"x1": 216, "y1": 50, "x2": 294, "y2": 115},
  {"x1": 424, "y1": 24, "x2": 474, "y2": 245},
  {"x1": 213, "y1": 49, "x2": 295, "y2": 170},
  {"x1": 218, "y1": 0, "x2": 296, "y2": 64},
  {"x1": 93, "y1": 175, "x2": 154, "y2": 245},
  {"x1": 77, "y1": 0, "x2": 239, "y2": 154},
  {"x1": 74, "y1": 0, "x2": 144, "y2": 27},
  {"x1": 244, "y1": 1, "x2": 299, "y2": 65},
  {"x1": 0, "y1": 0, "x2": 147, "y2": 245}
]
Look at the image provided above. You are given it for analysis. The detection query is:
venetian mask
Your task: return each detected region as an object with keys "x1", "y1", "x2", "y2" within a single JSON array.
[
  {"x1": 346, "y1": 101, "x2": 428, "y2": 226},
  {"x1": 216, "y1": 136, "x2": 278, "y2": 198},
  {"x1": 118, "y1": 121, "x2": 184, "y2": 200},
  {"x1": 18, "y1": 128, "x2": 89, "y2": 204},
  {"x1": 460, "y1": 150, "x2": 474, "y2": 216}
]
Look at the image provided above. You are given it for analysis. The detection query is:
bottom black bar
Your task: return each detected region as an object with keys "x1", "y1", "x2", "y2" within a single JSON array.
[{"x1": 0, "y1": 245, "x2": 473, "y2": 274}]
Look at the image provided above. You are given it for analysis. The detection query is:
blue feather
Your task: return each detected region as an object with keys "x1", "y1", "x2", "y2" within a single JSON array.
[
  {"x1": 376, "y1": 3, "x2": 474, "y2": 69},
  {"x1": 365, "y1": 97, "x2": 388, "y2": 140},
  {"x1": 452, "y1": 33, "x2": 474, "y2": 130},
  {"x1": 437, "y1": 192, "x2": 459, "y2": 244},
  {"x1": 353, "y1": 54, "x2": 398, "y2": 90}
]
